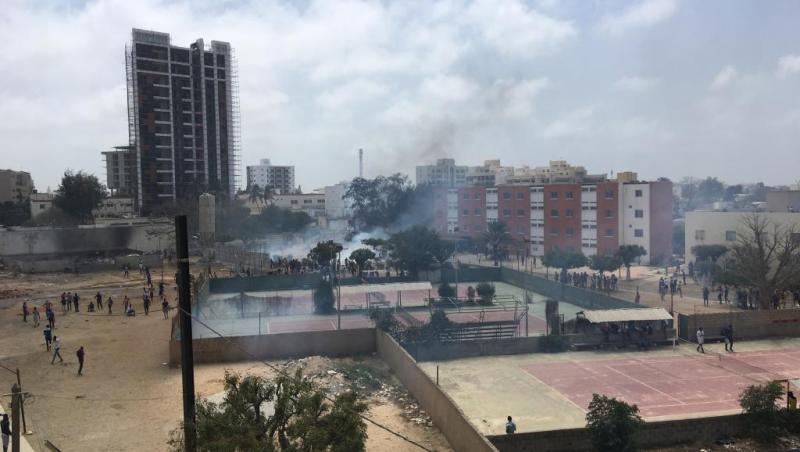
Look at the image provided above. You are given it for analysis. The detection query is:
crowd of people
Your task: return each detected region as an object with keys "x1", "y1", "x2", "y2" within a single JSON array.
[{"x1": 554, "y1": 270, "x2": 619, "y2": 292}]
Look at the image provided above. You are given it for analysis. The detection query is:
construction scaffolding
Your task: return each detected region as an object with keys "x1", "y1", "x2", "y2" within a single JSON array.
[
  {"x1": 228, "y1": 47, "x2": 242, "y2": 195},
  {"x1": 124, "y1": 40, "x2": 143, "y2": 212}
]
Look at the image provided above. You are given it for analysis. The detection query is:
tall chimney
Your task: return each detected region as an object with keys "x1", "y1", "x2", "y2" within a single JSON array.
[{"x1": 359, "y1": 148, "x2": 363, "y2": 178}]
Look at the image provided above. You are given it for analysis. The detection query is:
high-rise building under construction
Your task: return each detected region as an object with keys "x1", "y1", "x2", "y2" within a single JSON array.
[{"x1": 125, "y1": 28, "x2": 240, "y2": 213}]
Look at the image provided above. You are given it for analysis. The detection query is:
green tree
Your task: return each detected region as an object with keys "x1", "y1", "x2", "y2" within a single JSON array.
[
  {"x1": 349, "y1": 248, "x2": 376, "y2": 276},
  {"x1": 725, "y1": 214, "x2": 800, "y2": 309},
  {"x1": 585, "y1": 393, "x2": 644, "y2": 452},
  {"x1": 483, "y1": 221, "x2": 511, "y2": 261},
  {"x1": 739, "y1": 380, "x2": 785, "y2": 442},
  {"x1": 616, "y1": 245, "x2": 647, "y2": 281},
  {"x1": 475, "y1": 282, "x2": 495, "y2": 305},
  {"x1": 0, "y1": 200, "x2": 31, "y2": 226},
  {"x1": 169, "y1": 369, "x2": 367, "y2": 452},
  {"x1": 344, "y1": 174, "x2": 415, "y2": 231},
  {"x1": 387, "y1": 225, "x2": 442, "y2": 279},
  {"x1": 691, "y1": 244, "x2": 728, "y2": 262},
  {"x1": 437, "y1": 282, "x2": 456, "y2": 298},
  {"x1": 53, "y1": 170, "x2": 106, "y2": 223},
  {"x1": 361, "y1": 237, "x2": 388, "y2": 259},
  {"x1": 697, "y1": 177, "x2": 725, "y2": 204},
  {"x1": 589, "y1": 254, "x2": 621, "y2": 275},
  {"x1": 542, "y1": 248, "x2": 588, "y2": 275},
  {"x1": 308, "y1": 241, "x2": 344, "y2": 268},
  {"x1": 248, "y1": 184, "x2": 263, "y2": 205}
]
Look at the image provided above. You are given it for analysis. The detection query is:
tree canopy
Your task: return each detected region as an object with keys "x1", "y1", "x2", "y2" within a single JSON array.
[
  {"x1": 585, "y1": 393, "x2": 644, "y2": 452},
  {"x1": 344, "y1": 174, "x2": 415, "y2": 231},
  {"x1": 616, "y1": 245, "x2": 647, "y2": 280},
  {"x1": 348, "y1": 248, "x2": 376, "y2": 276},
  {"x1": 308, "y1": 241, "x2": 343, "y2": 268},
  {"x1": 169, "y1": 369, "x2": 367, "y2": 452},
  {"x1": 387, "y1": 225, "x2": 447, "y2": 278},
  {"x1": 691, "y1": 244, "x2": 729, "y2": 262},
  {"x1": 542, "y1": 248, "x2": 587, "y2": 271},
  {"x1": 589, "y1": 254, "x2": 621, "y2": 274},
  {"x1": 482, "y1": 221, "x2": 512, "y2": 261},
  {"x1": 53, "y1": 170, "x2": 106, "y2": 223}
]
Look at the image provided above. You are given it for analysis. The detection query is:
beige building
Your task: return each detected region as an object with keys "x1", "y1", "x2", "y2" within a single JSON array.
[
  {"x1": 765, "y1": 190, "x2": 800, "y2": 212},
  {"x1": 29, "y1": 192, "x2": 55, "y2": 218},
  {"x1": 684, "y1": 210, "x2": 800, "y2": 261},
  {"x1": 93, "y1": 197, "x2": 135, "y2": 218},
  {"x1": 0, "y1": 169, "x2": 34, "y2": 204}
]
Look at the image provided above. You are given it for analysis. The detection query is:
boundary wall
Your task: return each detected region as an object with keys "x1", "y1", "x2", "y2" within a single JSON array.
[
  {"x1": 403, "y1": 336, "x2": 545, "y2": 362},
  {"x1": 375, "y1": 331, "x2": 498, "y2": 452},
  {"x1": 487, "y1": 414, "x2": 746, "y2": 451},
  {"x1": 679, "y1": 308, "x2": 800, "y2": 341}
]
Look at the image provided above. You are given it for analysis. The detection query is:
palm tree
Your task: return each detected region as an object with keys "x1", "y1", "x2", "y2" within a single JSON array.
[
  {"x1": 248, "y1": 184, "x2": 263, "y2": 206},
  {"x1": 483, "y1": 221, "x2": 511, "y2": 262}
]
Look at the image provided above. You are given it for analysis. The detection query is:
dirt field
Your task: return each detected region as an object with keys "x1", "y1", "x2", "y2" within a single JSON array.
[{"x1": 0, "y1": 268, "x2": 451, "y2": 451}]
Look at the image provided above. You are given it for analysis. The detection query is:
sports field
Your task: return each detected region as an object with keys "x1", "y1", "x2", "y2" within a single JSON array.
[{"x1": 418, "y1": 338, "x2": 800, "y2": 435}]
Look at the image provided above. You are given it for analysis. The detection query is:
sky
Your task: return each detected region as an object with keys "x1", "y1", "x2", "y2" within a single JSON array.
[{"x1": 1, "y1": 0, "x2": 799, "y2": 192}]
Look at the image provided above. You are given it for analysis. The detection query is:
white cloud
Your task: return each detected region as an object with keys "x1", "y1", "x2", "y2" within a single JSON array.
[
  {"x1": 463, "y1": 0, "x2": 576, "y2": 58},
  {"x1": 599, "y1": 0, "x2": 677, "y2": 36},
  {"x1": 710, "y1": 66, "x2": 739, "y2": 89},
  {"x1": 316, "y1": 79, "x2": 390, "y2": 110},
  {"x1": 777, "y1": 54, "x2": 800, "y2": 77},
  {"x1": 540, "y1": 106, "x2": 595, "y2": 138},
  {"x1": 613, "y1": 76, "x2": 659, "y2": 92}
]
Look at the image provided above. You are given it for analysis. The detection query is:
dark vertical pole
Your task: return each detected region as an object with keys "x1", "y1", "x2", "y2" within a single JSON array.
[
  {"x1": 15, "y1": 369, "x2": 25, "y2": 434},
  {"x1": 175, "y1": 215, "x2": 196, "y2": 452},
  {"x1": 11, "y1": 383, "x2": 20, "y2": 452}
]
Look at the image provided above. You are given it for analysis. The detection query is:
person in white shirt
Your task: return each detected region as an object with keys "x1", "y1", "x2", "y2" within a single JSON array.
[
  {"x1": 51, "y1": 336, "x2": 63, "y2": 364},
  {"x1": 696, "y1": 327, "x2": 705, "y2": 353}
]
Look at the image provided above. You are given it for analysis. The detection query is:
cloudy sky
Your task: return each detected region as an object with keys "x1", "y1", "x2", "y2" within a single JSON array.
[{"x1": 2, "y1": 0, "x2": 799, "y2": 192}]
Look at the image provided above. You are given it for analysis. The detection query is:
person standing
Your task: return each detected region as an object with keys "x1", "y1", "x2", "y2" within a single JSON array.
[
  {"x1": 22, "y1": 302, "x2": 29, "y2": 323},
  {"x1": 73, "y1": 292, "x2": 80, "y2": 312},
  {"x1": 725, "y1": 324, "x2": 734, "y2": 352},
  {"x1": 162, "y1": 298, "x2": 170, "y2": 319},
  {"x1": 46, "y1": 307, "x2": 55, "y2": 329},
  {"x1": 1, "y1": 414, "x2": 11, "y2": 452},
  {"x1": 635, "y1": 288, "x2": 641, "y2": 305},
  {"x1": 32, "y1": 306, "x2": 40, "y2": 327},
  {"x1": 95, "y1": 292, "x2": 102, "y2": 311},
  {"x1": 43, "y1": 325, "x2": 52, "y2": 351},
  {"x1": 505, "y1": 416, "x2": 517, "y2": 434},
  {"x1": 107, "y1": 296, "x2": 113, "y2": 315},
  {"x1": 143, "y1": 295, "x2": 150, "y2": 315},
  {"x1": 696, "y1": 327, "x2": 705, "y2": 353},
  {"x1": 702, "y1": 286, "x2": 710, "y2": 306},
  {"x1": 65, "y1": 292, "x2": 72, "y2": 312},
  {"x1": 51, "y1": 336, "x2": 63, "y2": 364},
  {"x1": 123, "y1": 295, "x2": 130, "y2": 313},
  {"x1": 123, "y1": 264, "x2": 129, "y2": 278},
  {"x1": 76, "y1": 346, "x2": 85, "y2": 375}
]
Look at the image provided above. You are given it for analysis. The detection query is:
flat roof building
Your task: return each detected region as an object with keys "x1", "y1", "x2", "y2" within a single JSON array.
[
  {"x1": 0, "y1": 169, "x2": 34, "y2": 204},
  {"x1": 246, "y1": 159, "x2": 295, "y2": 194}
]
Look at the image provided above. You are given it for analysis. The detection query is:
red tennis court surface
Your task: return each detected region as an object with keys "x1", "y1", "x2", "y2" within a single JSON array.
[
  {"x1": 402, "y1": 310, "x2": 547, "y2": 335},
  {"x1": 266, "y1": 316, "x2": 374, "y2": 334},
  {"x1": 523, "y1": 349, "x2": 800, "y2": 418}
]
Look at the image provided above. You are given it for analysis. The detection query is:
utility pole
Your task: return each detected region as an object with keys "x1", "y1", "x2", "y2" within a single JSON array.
[
  {"x1": 175, "y1": 215, "x2": 196, "y2": 452},
  {"x1": 11, "y1": 383, "x2": 20, "y2": 452}
]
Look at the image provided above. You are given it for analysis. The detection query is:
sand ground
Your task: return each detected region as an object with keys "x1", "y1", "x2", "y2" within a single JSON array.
[{"x1": 0, "y1": 267, "x2": 451, "y2": 452}]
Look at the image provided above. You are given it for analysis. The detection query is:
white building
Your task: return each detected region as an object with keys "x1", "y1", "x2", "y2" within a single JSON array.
[
  {"x1": 324, "y1": 182, "x2": 351, "y2": 219},
  {"x1": 271, "y1": 192, "x2": 326, "y2": 218},
  {"x1": 685, "y1": 211, "x2": 800, "y2": 261},
  {"x1": 29, "y1": 192, "x2": 54, "y2": 218},
  {"x1": 93, "y1": 197, "x2": 135, "y2": 219},
  {"x1": 246, "y1": 159, "x2": 296, "y2": 194},
  {"x1": 416, "y1": 159, "x2": 467, "y2": 187}
]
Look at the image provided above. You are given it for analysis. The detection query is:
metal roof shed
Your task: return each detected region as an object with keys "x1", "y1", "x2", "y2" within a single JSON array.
[{"x1": 583, "y1": 308, "x2": 673, "y2": 324}]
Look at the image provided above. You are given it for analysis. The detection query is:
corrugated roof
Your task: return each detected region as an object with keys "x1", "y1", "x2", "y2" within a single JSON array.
[
  {"x1": 583, "y1": 308, "x2": 673, "y2": 323},
  {"x1": 338, "y1": 281, "x2": 432, "y2": 295}
]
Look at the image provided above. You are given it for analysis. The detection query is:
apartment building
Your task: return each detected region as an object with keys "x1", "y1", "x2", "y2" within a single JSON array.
[
  {"x1": 0, "y1": 169, "x2": 34, "y2": 204},
  {"x1": 432, "y1": 179, "x2": 673, "y2": 264},
  {"x1": 416, "y1": 159, "x2": 468, "y2": 188},
  {"x1": 246, "y1": 159, "x2": 295, "y2": 194}
]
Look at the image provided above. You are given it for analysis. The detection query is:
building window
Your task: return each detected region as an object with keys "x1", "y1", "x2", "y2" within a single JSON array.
[
  {"x1": 462, "y1": 209, "x2": 469, "y2": 216},
  {"x1": 695, "y1": 230, "x2": 705, "y2": 240},
  {"x1": 605, "y1": 190, "x2": 614, "y2": 199},
  {"x1": 605, "y1": 209, "x2": 614, "y2": 219},
  {"x1": 290, "y1": 200, "x2": 298, "y2": 205},
  {"x1": 634, "y1": 229, "x2": 644, "y2": 238},
  {"x1": 725, "y1": 230, "x2": 737, "y2": 241},
  {"x1": 516, "y1": 192, "x2": 524, "y2": 200},
  {"x1": 550, "y1": 209, "x2": 559, "y2": 218},
  {"x1": 474, "y1": 208, "x2": 481, "y2": 215},
  {"x1": 635, "y1": 189, "x2": 643, "y2": 197},
  {"x1": 550, "y1": 227, "x2": 559, "y2": 236},
  {"x1": 566, "y1": 227, "x2": 575, "y2": 237},
  {"x1": 474, "y1": 193, "x2": 480, "y2": 200},
  {"x1": 503, "y1": 192, "x2": 511, "y2": 200},
  {"x1": 566, "y1": 191, "x2": 574, "y2": 200},
  {"x1": 605, "y1": 229, "x2": 615, "y2": 237},
  {"x1": 565, "y1": 209, "x2": 574, "y2": 218},
  {"x1": 516, "y1": 209, "x2": 525, "y2": 217},
  {"x1": 463, "y1": 193, "x2": 470, "y2": 200},
  {"x1": 550, "y1": 191, "x2": 559, "y2": 200},
  {"x1": 304, "y1": 199, "x2": 312, "y2": 204},
  {"x1": 634, "y1": 209, "x2": 644, "y2": 218},
  {"x1": 503, "y1": 209, "x2": 511, "y2": 217}
]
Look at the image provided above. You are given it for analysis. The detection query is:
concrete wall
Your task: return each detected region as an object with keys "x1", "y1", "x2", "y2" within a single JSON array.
[
  {"x1": 376, "y1": 331, "x2": 498, "y2": 452},
  {"x1": 169, "y1": 327, "x2": 376, "y2": 366},
  {"x1": 0, "y1": 222, "x2": 174, "y2": 257},
  {"x1": 6, "y1": 252, "x2": 161, "y2": 274},
  {"x1": 500, "y1": 267, "x2": 639, "y2": 310},
  {"x1": 684, "y1": 211, "x2": 800, "y2": 261},
  {"x1": 208, "y1": 273, "x2": 322, "y2": 293},
  {"x1": 404, "y1": 336, "x2": 545, "y2": 362},
  {"x1": 679, "y1": 308, "x2": 800, "y2": 341},
  {"x1": 488, "y1": 414, "x2": 746, "y2": 452}
]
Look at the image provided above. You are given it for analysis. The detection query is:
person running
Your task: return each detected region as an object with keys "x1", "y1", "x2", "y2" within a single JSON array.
[
  {"x1": 1, "y1": 414, "x2": 11, "y2": 452},
  {"x1": 95, "y1": 292, "x2": 103, "y2": 310},
  {"x1": 162, "y1": 298, "x2": 170, "y2": 319},
  {"x1": 505, "y1": 416, "x2": 517, "y2": 434},
  {"x1": 702, "y1": 286, "x2": 710, "y2": 306},
  {"x1": 46, "y1": 307, "x2": 55, "y2": 329},
  {"x1": 22, "y1": 302, "x2": 29, "y2": 323},
  {"x1": 37, "y1": 318, "x2": 50, "y2": 346},
  {"x1": 107, "y1": 296, "x2": 113, "y2": 315},
  {"x1": 32, "y1": 306, "x2": 40, "y2": 327},
  {"x1": 76, "y1": 346, "x2": 85, "y2": 375},
  {"x1": 51, "y1": 336, "x2": 63, "y2": 364},
  {"x1": 696, "y1": 327, "x2": 705, "y2": 353}
]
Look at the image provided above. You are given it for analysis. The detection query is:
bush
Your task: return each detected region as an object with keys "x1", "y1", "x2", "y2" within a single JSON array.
[
  {"x1": 475, "y1": 282, "x2": 495, "y2": 305},
  {"x1": 313, "y1": 279, "x2": 335, "y2": 314},
  {"x1": 368, "y1": 307, "x2": 399, "y2": 334},
  {"x1": 437, "y1": 282, "x2": 456, "y2": 298},
  {"x1": 586, "y1": 394, "x2": 644, "y2": 452},
  {"x1": 739, "y1": 381, "x2": 785, "y2": 442},
  {"x1": 466, "y1": 286, "x2": 476, "y2": 303}
]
